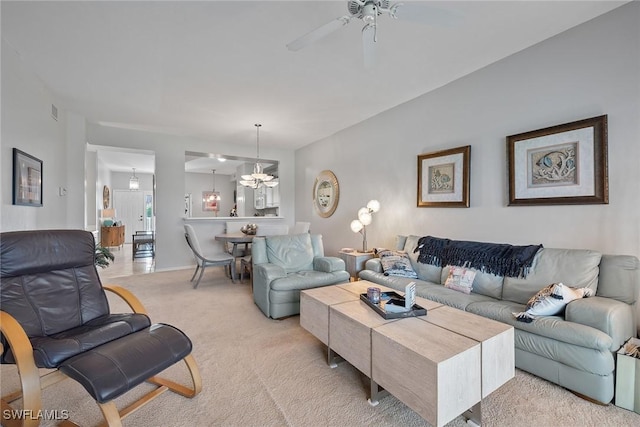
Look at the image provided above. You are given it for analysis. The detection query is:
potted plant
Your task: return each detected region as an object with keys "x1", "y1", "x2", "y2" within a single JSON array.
[{"x1": 95, "y1": 245, "x2": 115, "y2": 269}]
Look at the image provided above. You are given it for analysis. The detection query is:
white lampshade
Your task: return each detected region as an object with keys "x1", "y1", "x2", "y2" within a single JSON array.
[
  {"x1": 366, "y1": 199, "x2": 380, "y2": 213},
  {"x1": 350, "y1": 220, "x2": 364, "y2": 233},
  {"x1": 358, "y1": 209, "x2": 372, "y2": 226}
]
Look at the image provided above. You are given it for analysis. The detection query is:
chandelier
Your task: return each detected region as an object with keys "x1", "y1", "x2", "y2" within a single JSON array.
[{"x1": 239, "y1": 124, "x2": 279, "y2": 189}]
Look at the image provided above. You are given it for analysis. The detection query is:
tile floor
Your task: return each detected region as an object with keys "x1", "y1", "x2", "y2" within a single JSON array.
[{"x1": 98, "y1": 243, "x2": 155, "y2": 280}]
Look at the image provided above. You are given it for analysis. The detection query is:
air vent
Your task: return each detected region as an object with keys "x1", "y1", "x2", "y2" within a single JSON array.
[{"x1": 51, "y1": 104, "x2": 58, "y2": 121}]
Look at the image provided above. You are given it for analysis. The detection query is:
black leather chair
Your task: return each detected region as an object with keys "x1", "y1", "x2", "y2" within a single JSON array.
[{"x1": 0, "y1": 229, "x2": 202, "y2": 426}]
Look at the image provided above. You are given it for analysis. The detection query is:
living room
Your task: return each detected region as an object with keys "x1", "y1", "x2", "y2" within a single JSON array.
[{"x1": 1, "y1": 1, "x2": 639, "y2": 426}]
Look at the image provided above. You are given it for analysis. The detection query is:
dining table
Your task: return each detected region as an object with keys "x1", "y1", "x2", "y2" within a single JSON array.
[{"x1": 215, "y1": 232, "x2": 255, "y2": 280}]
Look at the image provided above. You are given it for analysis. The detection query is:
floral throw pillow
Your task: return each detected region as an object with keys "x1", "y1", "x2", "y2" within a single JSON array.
[
  {"x1": 444, "y1": 266, "x2": 476, "y2": 294},
  {"x1": 376, "y1": 249, "x2": 418, "y2": 278},
  {"x1": 513, "y1": 282, "x2": 593, "y2": 323}
]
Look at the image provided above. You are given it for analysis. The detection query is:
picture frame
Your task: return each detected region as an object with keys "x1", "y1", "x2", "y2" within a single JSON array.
[
  {"x1": 417, "y1": 145, "x2": 470, "y2": 208},
  {"x1": 202, "y1": 191, "x2": 220, "y2": 211},
  {"x1": 13, "y1": 148, "x2": 43, "y2": 207},
  {"x1": 507, "y1": 115, "x2": 608, "y2": 206},
  {"x1": 313, "y1": 170, "x2": 339, "y2": 218}
]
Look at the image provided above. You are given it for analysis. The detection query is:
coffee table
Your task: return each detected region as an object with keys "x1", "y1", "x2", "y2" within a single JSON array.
[{"x1": 300, "y1": 281, "x2": 514, "y2": 427}]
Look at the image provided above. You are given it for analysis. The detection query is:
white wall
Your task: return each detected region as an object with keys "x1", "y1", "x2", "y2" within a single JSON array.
[
  {"x1": 296, "y1": 2, "x2": 640, "y2": 258},
  {"x1": 1, "y1": 40, "x2": 86, "y2": 231},
  {"x1": 185, "y1": 172, "x2": 235, "y2": 217}
]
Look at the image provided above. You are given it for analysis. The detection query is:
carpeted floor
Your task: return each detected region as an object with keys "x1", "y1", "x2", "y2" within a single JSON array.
[{"x1": 2, "y1": 268, "x2": 639, "y2": 426}]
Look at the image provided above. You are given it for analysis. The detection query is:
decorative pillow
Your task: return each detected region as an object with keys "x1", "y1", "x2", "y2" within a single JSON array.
[
  {"x1": 513, "y1": 282, "x2": 593, "y2": 323},
  {"x1": 376, "y1": 249, "x2": 418, "y2": 278},
  {"x1": 443, "y1": 266, "x2": 476, "y2": 294}
]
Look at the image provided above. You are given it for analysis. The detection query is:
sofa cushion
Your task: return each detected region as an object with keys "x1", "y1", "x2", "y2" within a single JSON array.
[
  {"x1": 466, "y1": 301, "x2": 613, "y2": 352},
  {"x1": 401, "y1": 235, "x2": 442, "y2": 283},
  {"x1": 512, "y1": 283, "x2": 593, "y2": 323},
  {"x1": 443, "y1": 266, "x2": 476, "y2": 294},
  {"x1": 376, "y1": 249, "x2": 418, "y2": 278},
  {"x1": 596, "y1": 254, "x2": 640, "y2": 304},
  {"x1": 265, "y1": 234, "x2": 314, "y2": 273},
  {"x1": 440, "y1": 265, "x2": 504, "y2": 299},
  {"x1": 413, "y1": 282, "x2": 497, "y2": 311},
  {"x1": 502, "y1": 248, "x2": 601, "y2": 305}
]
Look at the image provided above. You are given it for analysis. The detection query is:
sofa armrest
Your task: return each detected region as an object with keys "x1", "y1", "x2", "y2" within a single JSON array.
[
  {"x1": 253, "y1": 263, "x2": 287, "y2": 284},
  {"x1": 314, "y1": 256, "x2": 345, "y2": 273},
  {"x1": 565, "y1": 296, "x2": 635, "y2": 351},
  {"x1": 364, "y1": 258, "x2": 383, "y2": 273}
]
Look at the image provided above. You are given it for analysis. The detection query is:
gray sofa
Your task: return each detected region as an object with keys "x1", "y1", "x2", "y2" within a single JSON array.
[
  {"x1": 359, "y1": 235, "x2": 640, "y2": 404},
  {"x1": 252, "y1": 233, "x2": 350, "y2": 319}
]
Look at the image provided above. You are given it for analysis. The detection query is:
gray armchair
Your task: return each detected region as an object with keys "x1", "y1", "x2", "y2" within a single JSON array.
[{"x1": 252, "y1": 233, "x2": 350, "y2": 319}]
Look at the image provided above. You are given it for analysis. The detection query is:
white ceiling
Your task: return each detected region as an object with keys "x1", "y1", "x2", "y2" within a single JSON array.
[{"x1": 2, "y1": 1, "x2": 627, "y2": 174}]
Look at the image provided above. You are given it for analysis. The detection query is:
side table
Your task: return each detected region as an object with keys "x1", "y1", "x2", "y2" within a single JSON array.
[{"x1": 338, "y1": 250, "x2": 374, "y2": 281}]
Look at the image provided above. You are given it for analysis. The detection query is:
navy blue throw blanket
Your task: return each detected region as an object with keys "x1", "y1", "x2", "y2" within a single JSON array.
[{"x1": 414, "y1": 236, "x2": 543, "y2": 278}]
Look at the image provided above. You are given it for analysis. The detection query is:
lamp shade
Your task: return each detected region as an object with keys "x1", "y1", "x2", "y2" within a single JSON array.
[
  {"x1": 366, "y1": 199, "x2": 380, "y2": 213},
  {"x1": 358, "y1": 209, "x2": 372, "y2": 226},
  {"x1": 102, "y1": 208, "x2": 116, "y2": 218},
  {"x1": 350, "y1": 220, "x2": 364, "y2": 233}
]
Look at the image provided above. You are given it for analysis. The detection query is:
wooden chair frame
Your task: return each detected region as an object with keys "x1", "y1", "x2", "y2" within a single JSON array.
[{"x1": 0, "y1": 285, "x2": 202, "y2": 427}]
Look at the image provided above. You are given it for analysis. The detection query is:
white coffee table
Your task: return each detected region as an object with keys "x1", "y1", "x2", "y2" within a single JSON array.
[{"x1": 300, "y1": 281, "x2": 514, "y2": 427}]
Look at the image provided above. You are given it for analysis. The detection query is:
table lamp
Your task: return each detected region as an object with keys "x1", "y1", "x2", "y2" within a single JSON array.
[{"x1": 350, "y1": 200, "x2": 380, "y2": 252}]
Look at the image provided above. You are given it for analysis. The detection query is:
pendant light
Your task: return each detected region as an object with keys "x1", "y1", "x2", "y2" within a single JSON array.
[
  {"x1": 129, "y1": 168, "x2": 139, "y2": 190},
  {"x1": 239, "y1": 124, "x2": 279, "y2": 189},
  {"x1": 209, "y1": 169, "x2": 220, "y2": 201}
]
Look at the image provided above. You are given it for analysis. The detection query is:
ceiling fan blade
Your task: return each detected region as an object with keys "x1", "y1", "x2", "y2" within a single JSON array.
[
  {"x1": 362, "y1": 24, "x2": 377, "y2": 69},
  {"x1": 390, "y1": 2, "x2": 461, "y2": 26},
  {"x1": 287, "y1": 15, "x2": 352, "y2": 51}
]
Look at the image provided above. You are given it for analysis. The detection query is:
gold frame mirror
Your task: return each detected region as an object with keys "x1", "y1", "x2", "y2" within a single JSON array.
[{"x1": 313, "y1": 170, "x2": 339, "y2": 218}]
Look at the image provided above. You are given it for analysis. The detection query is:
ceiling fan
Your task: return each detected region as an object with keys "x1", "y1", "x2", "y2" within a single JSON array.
[{"x1": 286, "y1": 0, "x2": 459, "y2": 68}]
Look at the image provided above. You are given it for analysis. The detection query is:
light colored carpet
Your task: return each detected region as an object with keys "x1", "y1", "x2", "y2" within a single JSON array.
[{"x1": 2, "y1": 268, "x2": 639, "y2": 427}]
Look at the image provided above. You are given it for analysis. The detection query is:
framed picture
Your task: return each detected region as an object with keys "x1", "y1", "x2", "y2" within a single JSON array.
[
  {"x1": 507, "y1": 115, "x2": 608, "y2": 206},
  {"x1": 13, "y1": 148, "x2": 43, "y2": 207},
  {"x1": 202, "y1": 191, "x2": 220, "y2": 211},
  {"x1": 417, "y1": 145, "x2": 470, "y2": 208},
  {"x1": 313, "y1": 170, "x2": 339, "y2": 217}
]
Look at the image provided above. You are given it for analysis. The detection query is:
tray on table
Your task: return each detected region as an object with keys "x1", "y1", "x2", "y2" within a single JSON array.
[{"x1": 360, "y1": 291, "x2": 427, "y2": 319}]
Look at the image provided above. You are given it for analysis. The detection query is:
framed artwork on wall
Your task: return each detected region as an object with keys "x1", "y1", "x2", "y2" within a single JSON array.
[
  {"x1": 313, "y1": 170, "x2": 339, "y2": 218},
  {"x1": 417, "y1": 145, "x2": 470, "y2": 208},
  {"x1": 103, "y1": 185, "x2": 110, "y2": 209},
  {"x1": 13, "y1": 148, "x2": 43, "y2": 207},
  {"x1": 202, "y1": 191, "x2": 220, "y2": 212},
  {"x1": 507, "y1": 115, "x2": 608, "y2": 206}
]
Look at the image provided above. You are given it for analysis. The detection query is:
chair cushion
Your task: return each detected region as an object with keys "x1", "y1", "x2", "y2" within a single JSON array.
[
  {"x1": 265, "y1": 234, "x2": 314, "y2": 273},
  {"x1": 2, "y1": 313, "x2": 151, "y2": 368},
  {"x1": 270, "y1": 270, "x2": 350, "y2": 291},
  {"x1": 60, "y1": 323, "x2": 192, "y2": 403}
]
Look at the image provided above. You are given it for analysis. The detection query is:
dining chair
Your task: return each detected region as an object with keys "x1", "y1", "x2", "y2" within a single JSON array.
[{"x1": 184, "y1": 224, "x2": 235, "y2": 288}]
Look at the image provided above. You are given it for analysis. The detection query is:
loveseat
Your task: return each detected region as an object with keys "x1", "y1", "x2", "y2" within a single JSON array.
[
  {"x1": 359, "y1": 235, "x2": 640, "y2": 404},
  {"x1": 252, "y1": 233, "x2": 350, "y2": 319}
]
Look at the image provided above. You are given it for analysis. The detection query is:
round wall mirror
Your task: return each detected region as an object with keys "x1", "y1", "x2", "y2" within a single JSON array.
[{"x1": 313, "y1": 170, "x2": 339, "y2": 218}]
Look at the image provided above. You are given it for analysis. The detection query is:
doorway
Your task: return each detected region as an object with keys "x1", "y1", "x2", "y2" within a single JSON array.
[{"x1": 114, "y1": 190, "x2": 154, "y2": 244}]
